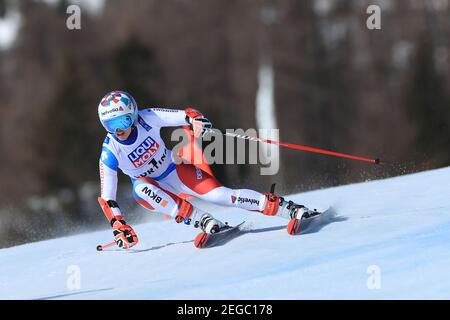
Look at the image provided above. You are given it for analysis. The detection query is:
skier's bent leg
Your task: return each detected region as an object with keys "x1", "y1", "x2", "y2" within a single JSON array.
[
  {"x1": 191, "y1": 185, "x2": 267, "y2": 211},
  {"x1": 172, "y1": 163, "x2": 314, "y2": 220},
  {"x1": 173, "y1": 163, "x2": 265, "y2": 210},
  {"x1": 195, "y1": 185, "x2": 315, "y2": 220},
  {"x1": 260, "y1": 193, "x2": 318, "y2": 220},
  {"x1": 132, "y1": 177, "x2": 225, "y2": 233}
]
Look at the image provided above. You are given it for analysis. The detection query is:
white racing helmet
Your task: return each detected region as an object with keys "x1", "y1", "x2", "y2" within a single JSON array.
[{"x1": 98, "y1": 91, "x2": 138, "y2": 133}]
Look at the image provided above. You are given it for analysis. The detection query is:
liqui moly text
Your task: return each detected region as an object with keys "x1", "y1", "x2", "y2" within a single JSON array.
[{"x1": 128, "y1": 137, "x2": 160, "y2": 168}]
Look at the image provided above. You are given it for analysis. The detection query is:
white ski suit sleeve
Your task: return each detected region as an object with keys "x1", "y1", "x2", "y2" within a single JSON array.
[
  {"x1": 141, "y1": 108, "x2": 190, "y2": 128},
  {"x1": 99, "y1": 137, "x2": 119, "y2": 201},
  {"x1": 99, "y1": 137, "x2": 124, "y2": 218},
  {"x1": 99, "y1": 160, "x2": 118, "y2": 201}
]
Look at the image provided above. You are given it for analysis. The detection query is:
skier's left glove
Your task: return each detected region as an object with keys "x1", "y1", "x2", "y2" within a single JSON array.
[
  {"x1": 111, "y1": 216, "x2": 139, "y2": 249},
  {"x1": 185, "y1": 108, "x2": 212, "y2": 138}
]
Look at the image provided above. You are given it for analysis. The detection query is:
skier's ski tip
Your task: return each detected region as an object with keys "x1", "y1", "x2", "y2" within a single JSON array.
[
  {"x1": 287, "y1": 219, "x2": 301, "y2": 235},
  {"x1": 194, "y1": 221, "x2": 246, "y2": 249},
  {"x1": 287, "y1": 207, "x2": 329, "y2": 235},
  {"x1": 194, "y1": 232, "x2": 210, "y2": 248}
]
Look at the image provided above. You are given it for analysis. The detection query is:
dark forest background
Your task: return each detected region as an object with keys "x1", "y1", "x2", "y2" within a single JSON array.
[{"x1": 0, "y1": 0, "x2": 449, "y2": 248}]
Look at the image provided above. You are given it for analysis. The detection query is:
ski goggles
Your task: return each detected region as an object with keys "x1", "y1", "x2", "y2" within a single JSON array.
[{"x1": 103, "y1": 114, "x2": 134, "y2": 133}]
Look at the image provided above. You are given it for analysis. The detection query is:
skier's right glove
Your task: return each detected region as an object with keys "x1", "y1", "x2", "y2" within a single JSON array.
[{"x1": 111, "y1": 216, "x2": 139, "y2": 249}]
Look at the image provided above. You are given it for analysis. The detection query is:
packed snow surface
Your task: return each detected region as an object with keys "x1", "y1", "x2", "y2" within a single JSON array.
[{"x1": 1, "y1": 167, "x2": 450, "y2": 299}]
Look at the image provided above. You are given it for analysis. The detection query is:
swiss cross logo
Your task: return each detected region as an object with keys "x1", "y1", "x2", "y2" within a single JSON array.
[{"x1": 128, "y1": 137, "x2": 159, "y2": 168}]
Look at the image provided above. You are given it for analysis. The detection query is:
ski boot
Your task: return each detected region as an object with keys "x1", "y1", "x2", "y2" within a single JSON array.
[
  {"x1": 174, "y1": 200, "x2": 227, "y2": 234},
  {"x1": 284, "y1": 201, "x2": 320, "y2": 235},
  {"x1": 193, "y1": 214, "x2": 231, "y2": 248},
  {"x1": 262, "y1": 184, "x2": 320, "y2": 235},
  {"x1": 196, "y1": 213, "x2": 227, "y2": 234}
]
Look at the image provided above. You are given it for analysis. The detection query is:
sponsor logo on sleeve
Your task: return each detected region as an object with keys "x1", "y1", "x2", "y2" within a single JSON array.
[
  {"x1": 152, "y1": 108, "x2": 180, "y2": 113},
  {"x1": 138, "y1": 115, "x2": 152, "y2": 131},
  {"x1": 231, "y1": 196, "x2": 259, "y2": 206}
]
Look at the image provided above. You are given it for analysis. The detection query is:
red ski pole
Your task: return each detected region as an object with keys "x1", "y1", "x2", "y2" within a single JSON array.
[
  {"x1": 210, "y1": 129, "x2": 384, "y2": 165},
  {"x1": 96, "y1": 241, "x2": 116, "y2": 251}
]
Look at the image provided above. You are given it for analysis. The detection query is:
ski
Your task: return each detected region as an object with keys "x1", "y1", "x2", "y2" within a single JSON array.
[
  {"x1": 194, "y1": 221, "x2": 246, "y2": 249},
  {"x1": 287, "y1": 207, "x2": 332, "y2": 235}
]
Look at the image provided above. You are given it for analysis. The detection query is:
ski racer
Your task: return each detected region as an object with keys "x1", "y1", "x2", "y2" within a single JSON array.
[{"x1": 97, "y1": 91, "x2": 317, "y2": 249}]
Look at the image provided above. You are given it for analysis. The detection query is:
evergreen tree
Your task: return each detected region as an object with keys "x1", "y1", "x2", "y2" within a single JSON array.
[{"x1": 407, "y1": 41, "x2": 450, "y2": 165}]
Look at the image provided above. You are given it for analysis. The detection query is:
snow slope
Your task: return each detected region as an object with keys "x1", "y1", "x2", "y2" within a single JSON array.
[{"x1": 1, "y1": 167, "x2": 450, "y2": 300}]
